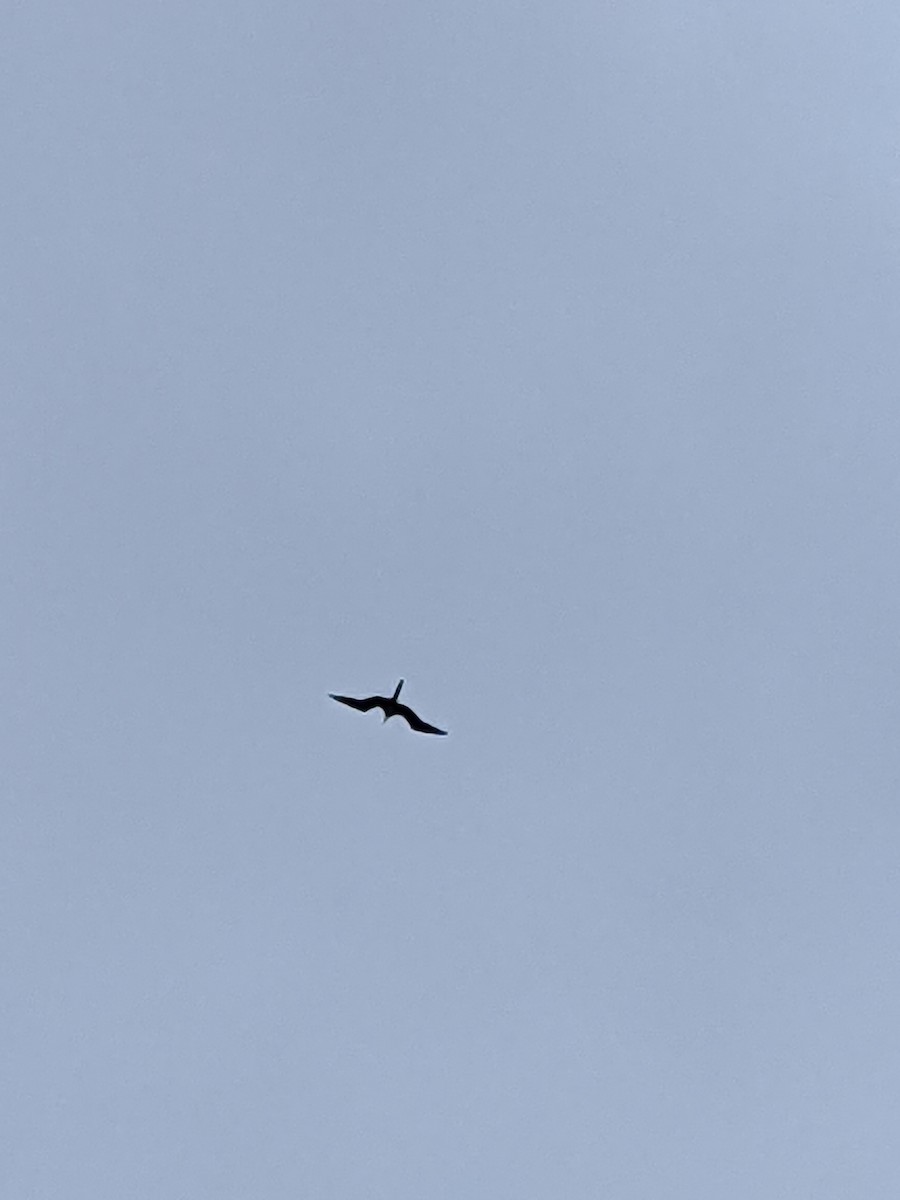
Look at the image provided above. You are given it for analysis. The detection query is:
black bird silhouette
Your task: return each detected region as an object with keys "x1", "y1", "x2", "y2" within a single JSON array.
[{"x1": 329, "y1": 679, "x2": 448, "y2": 736}]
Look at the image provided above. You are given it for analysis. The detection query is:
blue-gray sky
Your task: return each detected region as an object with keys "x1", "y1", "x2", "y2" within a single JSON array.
[{"x1": 3, "y1": 2, "x2": 900, "y2": 1195}]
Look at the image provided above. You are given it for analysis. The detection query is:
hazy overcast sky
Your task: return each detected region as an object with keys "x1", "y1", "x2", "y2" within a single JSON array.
[{"x1": 3, "y1": 2, "x2": 900, "y2": 1196}]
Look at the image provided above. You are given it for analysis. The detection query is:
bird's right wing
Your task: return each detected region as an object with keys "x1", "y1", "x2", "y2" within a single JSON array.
[
  {"x1": 329, "y1": 693, "x2": 380, "y2": 712},
  {"x1": 412, "y1": 719, "x2": 448, "y2": 736},
  {"x1": 399, "y1": 704, "x2": 448, "y2": 735}
]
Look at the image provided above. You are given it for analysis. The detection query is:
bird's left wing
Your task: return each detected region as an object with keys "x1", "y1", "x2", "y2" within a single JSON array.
[{"x1": 330, "y1": 693, "x2": 380, "y2": 712}]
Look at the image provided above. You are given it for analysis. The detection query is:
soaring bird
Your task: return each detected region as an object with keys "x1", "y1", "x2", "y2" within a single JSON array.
[{"x1": 329, "y1": 679, "x2": 448, "y2": 736}]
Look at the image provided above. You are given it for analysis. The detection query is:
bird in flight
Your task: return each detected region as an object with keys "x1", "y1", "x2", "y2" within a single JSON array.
[{"x1": 329, "y1": 679, "x2": 448, "y2": 736}]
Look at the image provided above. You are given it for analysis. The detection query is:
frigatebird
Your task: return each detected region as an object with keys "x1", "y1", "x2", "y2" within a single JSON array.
[{"x1": 329, "y1": 679, "x2": 448, "y2": 736}]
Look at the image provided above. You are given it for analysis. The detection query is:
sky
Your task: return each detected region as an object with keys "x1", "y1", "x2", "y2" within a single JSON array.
[{"x1": 3, "y1": 1, "x2": 900, "y2": 1195}]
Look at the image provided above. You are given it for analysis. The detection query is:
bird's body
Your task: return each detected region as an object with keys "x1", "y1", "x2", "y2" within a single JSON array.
[{"x1": 329, "y1": 679, "x2": 448, "y2": 735}]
